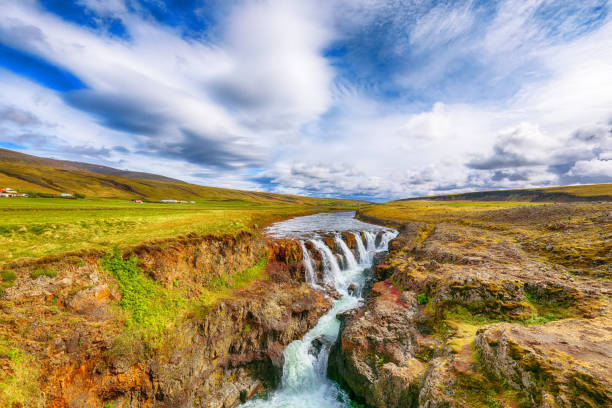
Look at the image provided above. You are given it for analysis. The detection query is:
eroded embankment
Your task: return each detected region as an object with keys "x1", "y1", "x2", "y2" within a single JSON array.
[
  {"x1": 329, "y1": 213, "x2": 612, "y2": 408},
  {"x1": 0, "y1": 232, "x2": 331, "y2": 408}
]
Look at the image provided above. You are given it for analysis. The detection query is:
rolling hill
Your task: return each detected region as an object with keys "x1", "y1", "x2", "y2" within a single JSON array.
[
  {"x1": 397, "y1": 184, "x2": 612, "y2": 202},
  {"x1": 0, "y1": 148, "x2": 363, "y2": 206}
]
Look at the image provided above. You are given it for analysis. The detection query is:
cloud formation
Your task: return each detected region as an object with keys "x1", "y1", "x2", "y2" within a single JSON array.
[{"x1": 0, "y1": 0, "x2": 610, "y2": 200}]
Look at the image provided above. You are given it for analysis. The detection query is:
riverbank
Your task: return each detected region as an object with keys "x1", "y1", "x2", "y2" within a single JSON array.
[{"x1": 329, "y1": 201, "x2": 612, "y2": 407}]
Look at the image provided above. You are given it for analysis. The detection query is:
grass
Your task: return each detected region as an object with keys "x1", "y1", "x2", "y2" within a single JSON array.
[
  {"x1": 0, "y1": 336, "x2": 44, "y2": 408},
  {"x1": 0, "y1": 270, "x2": 17, "y2": 297},
  {"x1": 361, "y1": 200, "x2": 538, "y2": 225},
  {"x1": 0, "y1": 151, "x2": 366, "y2": 204},
  {"x1": 362, "y1": 200, "x2": 611, "y2": 277},
  {"x1": 0, "y1": 197, "x2": 363, "y2": 263}
]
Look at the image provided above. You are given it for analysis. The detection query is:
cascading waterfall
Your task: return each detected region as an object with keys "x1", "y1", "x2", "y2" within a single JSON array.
[
  {"x1": 334, "y1": 235, "x2": 358, "y2": 271},
  {"x1": 311, "y1": 239, "x2": 345, "y2": 290},
  {"x1": 242, "y1": 212, "x2": 398, "y2": 408},
  {"x1": 363, "y1": 230, "x2": 376, "y2": 252},
  {"x1": 377, "y1": 230, "x2": 396, "y2": 251},
  {"x1": 352, "y1": 232, "x2": 368, "y2": 265},
  {"x1": 300, "y1": 241, "x2": 319, "y2": 288}
]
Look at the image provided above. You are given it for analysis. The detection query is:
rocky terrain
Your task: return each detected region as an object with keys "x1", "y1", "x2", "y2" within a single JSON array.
[
  {"x1": 0, "y1": 232, "x2": 330, "y2": 407},
  {"x1": 329, "y1": 202, "x2": 612, "y2": 408},
  {"x1": 1, "y1": 201, "x2": 610, "y2": 408}
]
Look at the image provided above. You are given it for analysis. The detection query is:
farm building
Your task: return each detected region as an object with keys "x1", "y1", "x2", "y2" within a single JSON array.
[{"x1": 0, "y1": 188, "x2": 28, "y2": 197}]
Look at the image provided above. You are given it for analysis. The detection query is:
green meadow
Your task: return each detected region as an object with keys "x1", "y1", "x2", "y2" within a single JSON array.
[{"x1": 0, "y1": 197, "x2": 358, "y2": 263}]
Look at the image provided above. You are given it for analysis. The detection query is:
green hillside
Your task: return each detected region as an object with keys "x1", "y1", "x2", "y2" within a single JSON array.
[{"x1": 0, "y1": 148, "x2": 361, "y2": 206}]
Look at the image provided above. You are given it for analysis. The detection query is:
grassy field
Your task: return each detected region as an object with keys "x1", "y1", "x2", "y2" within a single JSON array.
[
  {"x1": 361, "y1": 199, "x2": 611, "y2": 277},
  {"x1": 0, "y1": 197, "x2": 361, "y2": 263},
  {"x1": 360, "y1": 200, "x2": 540, "y2": 225}
]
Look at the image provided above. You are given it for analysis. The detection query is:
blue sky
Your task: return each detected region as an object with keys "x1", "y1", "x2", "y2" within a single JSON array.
[{"x1": 0, "y1": 0, "x2": 611, "y2": 200}]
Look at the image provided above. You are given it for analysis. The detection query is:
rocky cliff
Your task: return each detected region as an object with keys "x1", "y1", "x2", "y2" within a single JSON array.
[
  {"x1": 0, "y1": 232, "x2": 330, "y2": 408},
  {"x1": 330, "y1": 203, "x2": 612, "y2": 408}
]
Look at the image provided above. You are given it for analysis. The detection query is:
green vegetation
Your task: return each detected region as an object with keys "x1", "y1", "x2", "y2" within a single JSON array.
[
  {"x1": 0, "y1": 198, "x2": 362, "y2": 263},
  {"x1": 30, "y1": 268, "x2": 58, "y2": 279},
  {"x1": 0, "y1": 336, "x2": 43, "y2": 408},
  {"x1": 101, "y1": 251, "x2": 187, "y2": 338},
  {"x1": 0, "y1": 270, "x2": 17, "y2": 297},
  {"x1": 0, "y1": 148, "x2": 364, "y2": 264},
  {"x1": 101, "y1": 250, "x2": 269, "y2": 357},
  {"x1": 417, "y1": 292, "x2": 428, "y2": 305},
  {"x1": 1, "y1": 270, "x2": 16, "y2": 282},
  {"x1": 0, "y1": 148, "x2": 364, "y2": 204}
]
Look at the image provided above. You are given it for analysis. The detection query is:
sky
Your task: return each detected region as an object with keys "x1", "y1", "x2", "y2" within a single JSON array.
[{"x1": 0, "y1": 0, "x2": 611, "y2": 201}]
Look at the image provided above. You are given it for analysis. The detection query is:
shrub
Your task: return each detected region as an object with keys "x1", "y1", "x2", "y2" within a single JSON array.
[{"x1": 417, "y1": 292, "x2": 429, "y2": 305}]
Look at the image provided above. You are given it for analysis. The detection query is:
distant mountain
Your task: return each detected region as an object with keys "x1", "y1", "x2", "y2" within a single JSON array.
[
  {"x1": 0, "y1": 148, "x2": 365, "y2": 205},
  {"x1": 397, "y1": 184, "x2": 612, "y2": 203}
]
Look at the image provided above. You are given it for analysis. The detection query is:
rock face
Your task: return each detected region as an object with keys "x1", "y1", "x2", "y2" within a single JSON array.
[
  {"x1": 0, "y1": 232, "x2": 330, "y2": 408},
  {"x1": 328, "y1": 282, "x2": 428, "y2": 408},
  {"x1": 147, "y1": 280, "x2": 330, "y2": 408},
  {"x1": 332, "y1": 205, "x2": 612, "y2": 408},
  {"x1": 476, "y1": 319, "x2": 612, "y2": 407}
]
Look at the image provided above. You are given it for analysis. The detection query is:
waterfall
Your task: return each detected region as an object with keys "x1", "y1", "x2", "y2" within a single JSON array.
[
  {"x1": 311, "y1": 239, "x2": 344, "y2": 289},
  {"x1": 300, "y1": 241, "x2": 319, "y2": 288},
  {"x1": 352, "y1": 232, "x2": 368, "y2": 264},
  {"x1": 363, "y1": 231, "x2": 376, "y2": 252},
  {"x1": 334, "y1": 235, "x2": 358, "y2": 271},
  {"x1": 377, "y1": 230, "x2": 396, "y2": 251},
  {"x1": 241, "y1": 212, "x2": 398, "y2": 408}
]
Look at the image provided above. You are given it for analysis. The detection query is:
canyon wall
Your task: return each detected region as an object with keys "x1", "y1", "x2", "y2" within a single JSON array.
[{"x1": 1, "y1": 233, "x2": 329, "y2": 408}]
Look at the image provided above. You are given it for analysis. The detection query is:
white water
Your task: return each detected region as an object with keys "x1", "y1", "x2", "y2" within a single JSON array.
[
  {"x1": 242, "y1": 212, "x2": 397, "y2": 408},
  {"x1": 363, "y1": 231, "x2": 376, "y2": 252},
  {"x1": 335, "y1": 235, "x2": 358, "y2": 271},
  {"x1": 300, "y1": 241, "x2": 320, "y2": 289},
  {"x1": 352, "y1": 232, "x2": 368, "y2": 265}
]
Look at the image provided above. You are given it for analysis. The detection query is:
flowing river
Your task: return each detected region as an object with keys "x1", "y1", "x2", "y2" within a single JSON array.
[{"x1": 241, "y1": 212, "x2": 397, "y2": 408}]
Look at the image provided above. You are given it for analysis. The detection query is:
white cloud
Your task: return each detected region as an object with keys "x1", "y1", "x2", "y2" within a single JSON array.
[
  {"x1": 0, "y1": 0, "x2": 610, "y2": 199},
  {"x1": 568, "y1": 159, "x2": 612, "y2": 178}
]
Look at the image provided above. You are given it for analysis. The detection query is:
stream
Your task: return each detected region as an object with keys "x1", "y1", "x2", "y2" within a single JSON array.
[{"x1": 240, "y1": 212, "x2": 397, "y2": 408}]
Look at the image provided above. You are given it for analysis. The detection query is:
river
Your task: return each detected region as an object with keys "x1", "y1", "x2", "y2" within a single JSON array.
[{"x1": 240, "y1": 212, "x2": 397, "y2": 408}]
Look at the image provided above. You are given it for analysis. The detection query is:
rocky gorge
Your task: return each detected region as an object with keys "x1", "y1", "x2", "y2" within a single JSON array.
[
  {"x1": 1, "y1": 231, "x2": 331, "y2": 407},
  {"x1": 1, "y1": 204, "x2": 610, "y2": 408}
]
